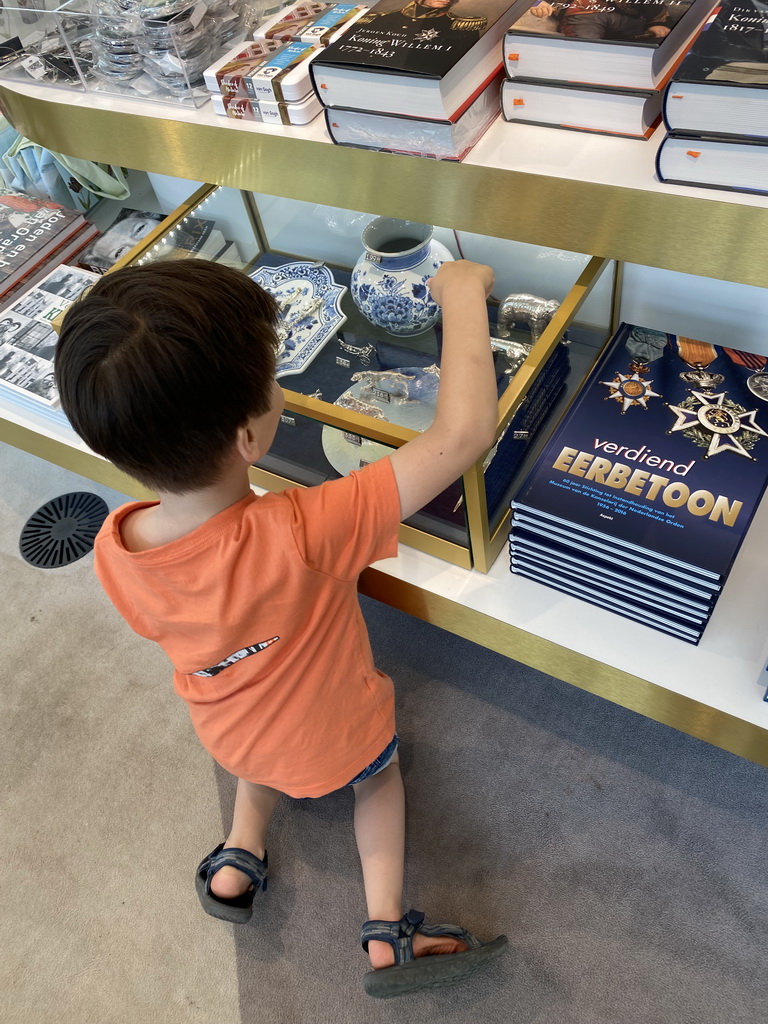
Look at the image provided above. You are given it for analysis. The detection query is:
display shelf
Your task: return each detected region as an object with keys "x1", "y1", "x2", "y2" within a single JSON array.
[
  {"x1": 2, "y1": 391, "x2": 766, "y2": 764},
  {"x1": 1, "y1": 77, "x2": 767, "y2": 764},
  {"x1": 360, "y1": 510, "x2": 768, "y2": 765},
  {"x1": 2, "y1": 79, "x2": 768, "y2": 287}
]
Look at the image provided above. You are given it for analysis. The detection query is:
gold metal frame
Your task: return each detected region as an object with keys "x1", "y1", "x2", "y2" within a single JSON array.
[
  {"x1": 358, "y1": 570, "x2": 768, "y2": 769},
  {"x1": 2, "y1": 84, "x2": 768, "y2": 287}
]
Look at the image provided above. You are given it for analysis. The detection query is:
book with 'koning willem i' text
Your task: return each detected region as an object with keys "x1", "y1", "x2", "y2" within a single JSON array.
[{"x1": 311, "y1": 0, "x2": 535, "y2": 120}]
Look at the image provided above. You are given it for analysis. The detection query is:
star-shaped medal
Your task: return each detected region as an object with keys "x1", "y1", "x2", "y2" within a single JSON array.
[
  {"x1": 600, "y1": 371, "x2": 660, "y2": 413},
  {"x1": 416, "y1": 28, "x2": 440, "y2": 40},
  {"x1": 666, "y1": 390, "x2": 768, "y2": 459}
]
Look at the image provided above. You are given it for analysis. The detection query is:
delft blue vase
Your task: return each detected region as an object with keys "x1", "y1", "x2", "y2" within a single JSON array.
[{"x1": 351, "y1": 217, "x2": 454, "y2": 337}]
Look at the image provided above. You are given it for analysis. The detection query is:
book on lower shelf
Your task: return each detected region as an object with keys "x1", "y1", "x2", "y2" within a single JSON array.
[
  {"x1": 324, "y1": 70, "x2": 502, "y2": 157},
  {"x1": 655, "y1": 131, "x2": 768, "y2": 193},
  {"x1": 0, "y1": 265, "x2": 99, "y2": 413},
  {"x1": 310, "y1": 0, "x2": 533, "y2": 120},
  {"x1": 501, "y1": 76, "x2": 662, "y2": 137},
  {"x1": 0, "y1": 191, "x2": 92, "y2": 299},
  {"x1": 503, "y1": 0, "x2": 719, "y2": 91},
  {"x1": 662, "y1": 0, "x2": 768, "y2": 139},
  {"x1": 509, "y1": 322, "x2": 768, "y2": 643},
  {"x1": 113, "y1": 213, "x2": 242, "y2": 266},
  {"x1": 80, "y1": 209, "x2": 169, "y2": 273}
]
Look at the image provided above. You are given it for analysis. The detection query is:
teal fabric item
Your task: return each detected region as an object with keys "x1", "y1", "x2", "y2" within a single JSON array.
[{"x1": 0, "y1": 115, "x2": 129, "y2": 211}]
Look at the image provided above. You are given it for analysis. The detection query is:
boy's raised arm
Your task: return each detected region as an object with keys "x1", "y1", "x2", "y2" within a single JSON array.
[{"x1": 388, "y1": 260, "x2": 498, "y2": 521}]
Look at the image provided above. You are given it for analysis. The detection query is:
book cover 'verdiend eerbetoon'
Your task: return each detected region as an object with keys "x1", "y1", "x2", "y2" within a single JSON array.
[{"x1": 511, "y1": 323, "x2": 768, "y2": 579}]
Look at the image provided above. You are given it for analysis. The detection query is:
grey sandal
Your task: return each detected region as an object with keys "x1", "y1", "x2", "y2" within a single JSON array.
[
  {"x1": 361, "y1": 908, "x2": 507, "y2": 998},
  {"x1": 195, "y1": 843, "x2": 268, "y2": 924}
]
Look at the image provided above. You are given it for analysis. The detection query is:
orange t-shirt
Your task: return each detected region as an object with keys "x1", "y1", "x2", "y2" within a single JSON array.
[{"x1": 93, "y1": 458, "x2": 402, "y2": 798}]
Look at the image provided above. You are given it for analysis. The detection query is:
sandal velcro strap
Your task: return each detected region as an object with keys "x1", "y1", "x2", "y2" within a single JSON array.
[
  {"x1": 360, "y1": 909, "x2": 424, "y2": 964},
  {"x1": 201, "y1": 844, "x2": 269, "y2": 896}
]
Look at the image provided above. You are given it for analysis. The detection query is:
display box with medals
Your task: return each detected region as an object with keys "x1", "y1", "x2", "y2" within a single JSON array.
[
  {"x1": 123, "y1": 183, "x2": 614, "y2": 571},
  {"x1": 510, "y1": 324, "x2": 768, "y2": 640}
]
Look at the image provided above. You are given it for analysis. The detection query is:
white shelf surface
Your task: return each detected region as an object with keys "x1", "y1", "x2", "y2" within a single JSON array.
[
  {"x1": 371, "y1": 498, "x2": 768, "y2": 728},
  {"x1": 4, "y1": 78, "x2": 768, "y2": 212},
  {"x1": 3, "y1": 393, "x2": 767, "y2": 728}
]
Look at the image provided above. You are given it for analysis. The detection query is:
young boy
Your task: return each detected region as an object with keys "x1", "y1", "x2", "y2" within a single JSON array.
[{"x1": 54, "y1": 257, "x2": 507, "y2": 999}]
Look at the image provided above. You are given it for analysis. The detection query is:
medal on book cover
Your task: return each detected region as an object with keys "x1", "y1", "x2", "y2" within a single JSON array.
[
  {"x1": 667, "y1": 338, "x2": 767, "y2": 460},
  {"x1": 599, "y1": 326, "x2": 665, "y2": 413},
  {"x1": 723, "y1": 347, "x2": 768, "y2": 403},
  {"x1": 675, "y1": 336, "x2": 724, "y2": 391}
]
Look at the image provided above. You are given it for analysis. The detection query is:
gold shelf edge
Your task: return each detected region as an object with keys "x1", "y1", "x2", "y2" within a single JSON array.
[
  {"x1": 496, "y1": 255, "x2": 610, "y2": 432},
  {"x1": 4, "y1": 85, "x2": 768, "y2": 287},
  {"x1": 0, "y1": 418, "x2": 153, "y2": 499},
  {"x1": 4, "y1": 415, "x2": 763, "y2": 764},
  {"x1": 358, "y1": 570, "x2": 768, "y2": 768},
  {"x1": 282, "y1": 388, "x2": 416, "y2": 446}
]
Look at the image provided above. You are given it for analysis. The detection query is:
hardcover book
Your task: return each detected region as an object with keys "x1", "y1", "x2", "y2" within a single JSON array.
[
  {"x1": 501, "y1": 76, "x2": 662, "y2": 136},
  {"x1": 80, "y1": 209, "x2": 167, "y2": 272},
  {"x1": 0, "y1": 191, "x2": 87, "y2": 296},
  {"x1": 310, "y1": 0, "x2": 534, "y2": 120},
  {"x1": 325, "y1": 70, "x2": 502, "y2": 156},
  {"x1": 663, "y1": 0, "x2": 768, "y2": 139},
  {"x1": 655, "y1": 130, "x2": 768, "y2": 193},
  {"x1": 504, "y1": 0, "x2": 719, "y2": 90},
  {"x1": 509, "y1": 324, "x2": 768, "y2": 635}
]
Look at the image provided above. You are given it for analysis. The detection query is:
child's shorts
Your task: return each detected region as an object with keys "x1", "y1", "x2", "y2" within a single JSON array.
[{"x1": 346, "y1": 734, "x2": 399, "y2": 785}]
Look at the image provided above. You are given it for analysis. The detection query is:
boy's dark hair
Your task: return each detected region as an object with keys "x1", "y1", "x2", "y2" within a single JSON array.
[{"x1": 55, "y1": 260, "x2": 279, "y2": 493}]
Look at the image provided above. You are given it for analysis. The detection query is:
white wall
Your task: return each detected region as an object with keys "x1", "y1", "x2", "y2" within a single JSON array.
[{"x1": 620, "y1": 264, "x2": 768, "y2": 357}]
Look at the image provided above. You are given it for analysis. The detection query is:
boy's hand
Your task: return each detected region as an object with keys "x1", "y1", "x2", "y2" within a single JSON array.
[{"x1": 427, "y1": 260, "x2": 494, "y2": 307}]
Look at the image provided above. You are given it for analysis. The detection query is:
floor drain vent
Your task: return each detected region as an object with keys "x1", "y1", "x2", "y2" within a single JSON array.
[{"x1": 19, "y1": 492, "x2": 109, "y2": 568}]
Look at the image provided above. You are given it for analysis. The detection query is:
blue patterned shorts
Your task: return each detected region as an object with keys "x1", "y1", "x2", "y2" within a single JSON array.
[{"x1": 346, "y1": 734, "x2": 399, "y2": 786}]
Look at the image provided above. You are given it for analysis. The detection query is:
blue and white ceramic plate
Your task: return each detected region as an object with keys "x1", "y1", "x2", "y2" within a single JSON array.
[{"x1": 249, "y1": 261, "x2": 347, "y2": 378}]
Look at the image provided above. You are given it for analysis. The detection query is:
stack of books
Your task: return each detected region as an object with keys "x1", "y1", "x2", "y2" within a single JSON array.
[
  {"x1": 501, "y1": 0, "x2": 717, "y2": 139},
  {"x1": 657, "y1": 0, "x2": 768, "y2": 194},
  {"x1": 0, "y1": 191, "x2": 99, "y2": 308},
  {"x1": 80, "y1": 209, "x2": 242, "y2": 273},
  {"x1": 310, "y1": 0, "x2": 535, "y2": 160},
  {"x1": 0, "y1": 264, "x2": 100, "y2": 423},
  {"x1": 509, "y1": 322, "x2": 768, "y2": 643},
  {"x1": 203, "y1": 2, "x2": 367, "y2": 125}
]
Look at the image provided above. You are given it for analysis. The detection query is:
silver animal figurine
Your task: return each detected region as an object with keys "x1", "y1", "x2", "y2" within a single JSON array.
[
  {"x1": 351, "y1": 365, "x2": 441, "y2": 403},
  {"x1": 489, "y1": 337, "x2": 533, "y2": 377},
  {"x1": 496, "y1": 292, "x2": 561, "y2": 344}
]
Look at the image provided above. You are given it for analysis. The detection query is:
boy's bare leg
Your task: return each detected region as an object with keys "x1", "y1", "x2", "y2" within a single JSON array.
[
  {"x1": 210, "y1": 778, "x2": 282, "y2": 899},
  {"x1": 353, "y1": 757, "x2": 466, "y2": 969}
]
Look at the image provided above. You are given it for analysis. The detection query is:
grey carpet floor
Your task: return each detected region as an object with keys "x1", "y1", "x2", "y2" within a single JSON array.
[{"x1": 2, "y1": 443, "x2": 767, "y2": 1024}]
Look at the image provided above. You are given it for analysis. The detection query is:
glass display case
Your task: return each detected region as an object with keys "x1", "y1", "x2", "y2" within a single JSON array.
[
  {"x1": 125, "y1": 183, "x2": 615, "y2": 570},
  {"x1": 0, "y1": 0, "x2": 247, "y2": 107}
]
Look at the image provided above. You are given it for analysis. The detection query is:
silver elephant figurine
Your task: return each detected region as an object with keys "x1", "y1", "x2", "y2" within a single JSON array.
[{"x1": 495, "y1": 292, "x2": 561, "y2": 344}]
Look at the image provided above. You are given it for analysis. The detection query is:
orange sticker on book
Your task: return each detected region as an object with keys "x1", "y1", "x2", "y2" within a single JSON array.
[
  {"x1": 687, "y1": 150, "x2": 701, "y2": 158},
  {"x1": 507, "y1": 52, "x2": 519, "y2": 60},
  {"x1": 670, "y1": 94, "x2": 684, "y2": 99},
  {"x1": 513, "y1": 98, "x2": 524, "y2": 105}
]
